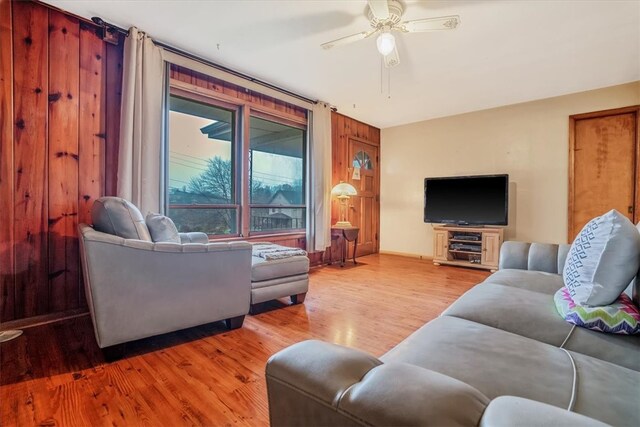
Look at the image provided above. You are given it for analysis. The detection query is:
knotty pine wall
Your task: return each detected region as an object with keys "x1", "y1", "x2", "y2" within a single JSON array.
[
  {"x1": 0, "y1": 0, "x2": 124, "y2": 323},
  {"x1": 170, "y1": 64, "x2": 308, "y2": 122},
  {"x1": 329, "y1": 112, "x2": 381, "y2": 258},
  {"x1": 331, "y1": 111, "x2": 381, "y2": 221}
]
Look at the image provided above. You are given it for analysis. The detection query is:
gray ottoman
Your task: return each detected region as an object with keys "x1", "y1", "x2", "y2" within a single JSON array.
[{"x1": 251, "y1": 254, "x2": 309, "y2": 312}]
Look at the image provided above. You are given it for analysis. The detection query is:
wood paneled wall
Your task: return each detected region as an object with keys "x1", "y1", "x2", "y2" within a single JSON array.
[
  {"x1": 327, "y1": 112, "x2": 381, "y2": 260},
  {"x1": 0, "y1": 0, "x2": 124, "y2": 323},
  {"x1": 170, "y1": 65, "x2": 308, "y2": 122},
  {"x1": 330, "y1": 112, "x2": 381, "y2": 223}
]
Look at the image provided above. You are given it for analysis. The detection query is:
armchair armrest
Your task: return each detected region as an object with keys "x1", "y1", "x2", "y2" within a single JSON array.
[
  {"x1": 499, "y1": 241, "x2": 570, "y2": 274},
  {"x1": 179, "y1": 232, "x2": 209, "y2": 244},
  {"x1": 480, "y1": 396, "x2": 610, "y2": 427},
  {"x1": 266, "y1": 340, "x2": 489, "y2": 426}
]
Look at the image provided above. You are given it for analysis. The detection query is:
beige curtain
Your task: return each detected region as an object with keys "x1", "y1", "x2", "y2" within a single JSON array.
[
  {"x1": 311, "y1": 103, "x2": 333, "y2": 252},
  {"x1": 117, "y1": 27, "x2": 165, "y2": 214}
]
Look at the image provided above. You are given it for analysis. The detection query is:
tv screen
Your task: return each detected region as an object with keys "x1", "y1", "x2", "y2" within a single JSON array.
[{"x1": 424, "y1": 174, "x2": 509, "y2": 225}]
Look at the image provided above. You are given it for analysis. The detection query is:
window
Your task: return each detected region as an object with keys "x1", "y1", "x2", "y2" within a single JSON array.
[
  {"x1": 249, "y1": 116, "x2": 306, "y2": 233},
  {"x1": 166, "y1": 81, "x2": 307, "y2": 238},
  {"x1": 167, "y1": 95, "x2": 239, "y2": 235},
  {"x1": 353, "y1": 150, "x2": 373, "y2": 170}
]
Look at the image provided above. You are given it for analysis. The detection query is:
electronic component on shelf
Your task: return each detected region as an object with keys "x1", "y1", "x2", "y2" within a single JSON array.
[
  {"x1": 449, "y1": 243, "x2": 482, "y2": 252},
  {"x1": 452, "y1": 233, "x2": 481, "y2": 241}
]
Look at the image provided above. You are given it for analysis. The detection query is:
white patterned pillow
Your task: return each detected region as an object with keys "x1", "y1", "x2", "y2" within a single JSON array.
[{"x1": 563, "y1": 210, "x2": 640, "y2": 306}]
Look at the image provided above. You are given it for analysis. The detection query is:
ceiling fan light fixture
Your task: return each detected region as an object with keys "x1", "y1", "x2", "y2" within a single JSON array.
[{"x1": 376, "y1": 31, "x2": 395, "y2": 56}]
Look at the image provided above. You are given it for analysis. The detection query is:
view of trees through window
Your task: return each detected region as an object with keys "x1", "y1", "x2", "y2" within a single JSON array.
[
  {"x1": 167, "y1": 94, "x2": 306, "y2": 236},
  {"x1": 168, "y1": 96, "x2": 237, "y2": 235},
  {"x1": 249, "y1": 116, "x2": 305, "y2": 232}
]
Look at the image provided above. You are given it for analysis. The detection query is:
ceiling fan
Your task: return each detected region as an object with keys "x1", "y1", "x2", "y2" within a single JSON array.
[{"x1": 321, "y1": 0, "x2": 460, "y2": 68}]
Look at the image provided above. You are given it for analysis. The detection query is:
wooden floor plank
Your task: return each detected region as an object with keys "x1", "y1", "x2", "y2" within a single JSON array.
[{"x1": 0, "y1": 254, "x2": 488, "y2": 426}]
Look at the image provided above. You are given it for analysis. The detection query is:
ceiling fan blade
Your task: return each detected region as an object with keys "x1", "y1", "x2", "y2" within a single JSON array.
[
  {"x1": 321, "y1": 29, "x2": 378, "y2": 50},
  {"x1": 384, "y1": 45, "x2": 400, "y2": 68},
  {"x1": 399, "y1": 15, "x2": 461, "y2": 33},
  {"x1": 368, "y1": 0, "x2": 390, "y2": 21}
]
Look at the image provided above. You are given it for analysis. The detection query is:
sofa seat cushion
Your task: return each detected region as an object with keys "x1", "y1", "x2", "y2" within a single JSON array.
[
  {"x1": 484, "y1": 269, "x2": 564, "y2": 295},
  {"x1": 443, "y1": 282, "x2": 640, "y2": 371},
  {"x1": 381, "y1": 316, "x2": 640, "y2": 426},
  {"x1": 251, "y1": 255, "x2": 309, "y2": 282}
]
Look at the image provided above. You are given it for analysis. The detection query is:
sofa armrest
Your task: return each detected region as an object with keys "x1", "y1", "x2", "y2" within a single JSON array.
[
  {"x1": 266, "y1": 340, "x2": 489, "y2": 426},
  {"x1": 179, "y1": 232, "x2": 209, "y2": 244},
  {"x1": 480, "y1": 396, "x2": 610, "y2": 427},
  {"x1": 499, "y1": 241, "x2": 570, "y2": 274}
]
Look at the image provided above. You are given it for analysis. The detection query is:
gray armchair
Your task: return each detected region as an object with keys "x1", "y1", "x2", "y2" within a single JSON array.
[{"x1": 78, "y1": 197, "x2": 252, "y2": 351}]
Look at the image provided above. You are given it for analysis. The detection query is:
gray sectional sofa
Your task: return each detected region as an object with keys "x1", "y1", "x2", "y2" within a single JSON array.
[{"x1": 266, "y1": 241, "x2": 640, "y2": 426}]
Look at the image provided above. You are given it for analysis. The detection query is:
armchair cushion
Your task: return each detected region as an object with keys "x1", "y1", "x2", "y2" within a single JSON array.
[
  {"x1": 146, "y1": 212, "x2": 180, "y2": 243},
  {"x1": 91, "y1": 196, "x2": 151, "y2": 241}
]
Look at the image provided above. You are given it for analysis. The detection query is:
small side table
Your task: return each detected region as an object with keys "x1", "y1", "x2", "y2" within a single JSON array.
[{"x1": 330, "y1": 226, "x2": 360, "y2": 267}]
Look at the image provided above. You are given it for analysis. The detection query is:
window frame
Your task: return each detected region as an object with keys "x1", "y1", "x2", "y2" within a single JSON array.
[
  {"x1": 166, "y1": 79, "x2": 308, "y2": 239},
  {"x1": 248, "y1": 111, "x2": 307, "y2": 236},
  {"x1": 166, "y1": 87, "x2": 242, "y2": 239}
]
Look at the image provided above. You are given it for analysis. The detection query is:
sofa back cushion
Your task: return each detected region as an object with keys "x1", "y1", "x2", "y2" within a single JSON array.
[
  {"x1": 563, "y1": 209, "x2": 640, "y2": 306},
  {"x1": 91, "y1": 197, "x2": 152, "y2": 241},
  {"x1": 145, "y1": 213, "x2": 180, "y2": 243}
]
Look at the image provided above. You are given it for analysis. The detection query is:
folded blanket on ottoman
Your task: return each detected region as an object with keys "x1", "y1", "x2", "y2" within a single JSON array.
[{"x1": 252, "y1": 243, "x2": 307, "y2": 261}]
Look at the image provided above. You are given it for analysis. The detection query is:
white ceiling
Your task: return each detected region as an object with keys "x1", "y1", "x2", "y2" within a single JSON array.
[{"x1": 48, "y1": 0, "x2": 640, "y2": 128}]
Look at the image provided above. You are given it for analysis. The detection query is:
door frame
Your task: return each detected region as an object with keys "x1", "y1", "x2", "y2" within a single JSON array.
[
  {"x1": 347, "y1": 136, "x2": 381, "y2": 254},
  {"x1": 568, "y1": 105, "x2": 640, "y2": 242}
]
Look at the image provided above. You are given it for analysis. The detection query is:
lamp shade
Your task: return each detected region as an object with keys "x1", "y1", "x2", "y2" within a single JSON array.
[{"x1": 331, "y1": 182, "x2": 357, "y2": 197}]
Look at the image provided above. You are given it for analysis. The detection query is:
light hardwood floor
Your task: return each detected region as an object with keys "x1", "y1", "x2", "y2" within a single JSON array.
[{"x1": 0, "y1": 254, "x2": 489, "y2": 426}]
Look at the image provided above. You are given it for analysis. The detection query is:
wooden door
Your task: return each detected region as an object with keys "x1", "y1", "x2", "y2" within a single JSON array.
[
  {"x1": 481, "y1": 232, "x2": 501, "y2": 268},
  {"x1": 347, "y1": 138, "x2": 379, "y2": 257},
  {"x1": 433, "y1": 230, "x2": 448, "y2": 261},
  {"x1": 569, "y1": 107, "x2": 639, "y2": 241}
]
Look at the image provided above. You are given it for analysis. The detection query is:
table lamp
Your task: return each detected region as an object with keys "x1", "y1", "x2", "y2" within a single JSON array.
[{"x1": 331, "y1": 181, "x2": 358, "y2": 227}]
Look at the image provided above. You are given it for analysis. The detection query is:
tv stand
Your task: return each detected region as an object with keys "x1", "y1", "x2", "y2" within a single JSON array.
[{"x1": 432, "y1": 225, "x2": 504, "y2": 272}]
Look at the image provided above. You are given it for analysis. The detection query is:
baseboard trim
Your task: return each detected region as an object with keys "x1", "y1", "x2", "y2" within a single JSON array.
[
  {"x1": 379, "y1": 250, "x2": 433, "y2": 261},
  {"x1": 0, "y1": 308, "x2": 89, "y2": 331}
]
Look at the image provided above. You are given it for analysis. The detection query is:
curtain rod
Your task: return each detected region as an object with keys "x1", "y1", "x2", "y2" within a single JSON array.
[{"x1": 91, "y1": 16, "x2": 317, "y2": 106}]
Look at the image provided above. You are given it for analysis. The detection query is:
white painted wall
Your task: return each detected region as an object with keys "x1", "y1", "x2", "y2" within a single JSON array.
[{"x1": 380, "y1": 82, "x2": 640, "y2": 257}]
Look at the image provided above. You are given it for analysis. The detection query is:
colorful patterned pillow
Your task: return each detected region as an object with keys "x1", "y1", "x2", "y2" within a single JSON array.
[
  {"x1": 554, "y1": 287, "x2": 640, "y2": 335},
  {"x1": 563, "y1": 209, "x2": 640, "y2": 306}
]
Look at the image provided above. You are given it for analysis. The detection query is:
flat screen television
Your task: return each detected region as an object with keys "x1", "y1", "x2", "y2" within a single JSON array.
[{"x1": 424, "y1": 174, "x2": 509, "y2": 226}]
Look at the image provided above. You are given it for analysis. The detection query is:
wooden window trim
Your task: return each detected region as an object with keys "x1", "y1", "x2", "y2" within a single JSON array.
[
  {"x1": 170, "y1": 79, "x2": 308, "y2": 127},
  {"x1": 250, "y1": 204, "x2": 306, "y2": 209},
  {"x1": 167, "y1": 90, "x2": 241, "y2": 238},
  {"x1": 166, "y1": 205, "x2": 241, "y2": 239},
  {"x1": 168, "y1": 204, "x2": 240, "y2": 209},
  {"x1": 250, "y1": 229, "x2": 306, "y2": 237},
  {"x1": 247, "y1": 113, "x2": 307, "y2": 237},
  {"x1": 208, "y1": 231, "x2": 306, "y2": 243},
  {"x1": 250, "y1": 109, "x2": 307, "y2": 131}
]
